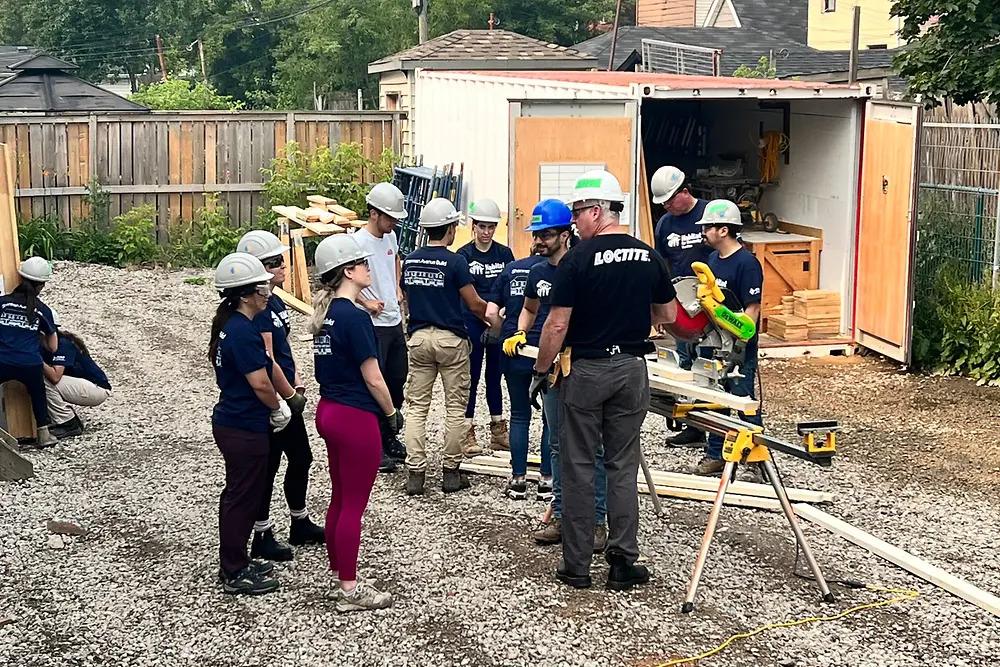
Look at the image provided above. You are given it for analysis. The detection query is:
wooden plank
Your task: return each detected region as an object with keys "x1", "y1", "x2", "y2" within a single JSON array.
[
  {"x1": 274, "y1": 119, "x2": 286, "y2": 155},
  {"x1": 167, "y1": 121, "x2": 181, "y2": 222},
  {"x1": 795, "y1": 504, "x2": 1000, "y2": 618},
  {"x1": 273, "y1": 285, "x2": 313, "y2": 316},
  {"x1": 53, "y1": 124, "x2": 70, "y2": 225},
  {"x1": 180, "y1": 122, "x2": 194, "y2": 221},
  {"x1": 15, "y1": 124, "x2": 30, "y2": 189},
  {"x1": 17, "y1": 183, "x2": 267, "y2": 196},
  {"x1": 28, "y1": 124, "x2": 44, "y2": 218},
  {"x1": 637, "y1": 146, "x2": 654, "y2": 246},
  {"x1": 290, "y1": 229, "x2": 312, "y2": 303},
  {"x1": 277, "y1": 218, "x2": 292, "y2": 292},
  {"x1": 204, "y1": 122, "x2": 217, "y2": 185},
  {"x1": 260, "y1": 120, "x2": 275, "y2": 181}
]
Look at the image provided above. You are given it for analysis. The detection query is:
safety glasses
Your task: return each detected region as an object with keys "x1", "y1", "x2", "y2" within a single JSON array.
[
  {"x1": 571, "y1": 203, "x2": 598, "y2": 219},
  {"x1": 531, "y1": 230, "x2": 560, "y2": 241},
  {"x1": 254, "y1": 283, "x2": 271, "y2": 297},
  {"x1": 262, "y1": 256, "x2": 285, "y2": 269},
  {"x1": 348, "y1": 258, "x2": 370, "y2": 269}
]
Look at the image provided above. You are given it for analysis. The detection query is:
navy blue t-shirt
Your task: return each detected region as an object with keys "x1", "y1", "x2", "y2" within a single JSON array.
[
  {"x1": 400, "y1": 245, "x2": 474, "y2": 340},
  {"x1": 254, "y1": 294, "x2": 295, "y2": 383},
  {"x1": 212, "y1": 313, "x2": 273, "y2": 433},
  {"x1": 490, "y1": 255, "x2": 546, "y2": 340},
  {"x1": 654, "y1": 199, "x2": 712, "y2": 278},
  {"x1": 457, "y1": 241, "x2": 515, "y2": 299},
  {"x1": 314, "y1": 297, "x2": 383, "y2": 416},
  {"x1": 0, "y1": 294, "x2": 55, "y2": 366},
  {"x1": 708, "y1": 246, "x2": 764, "y2": 357},
  {"x1": 46, "y1": 335, "x2": 112, "y2": 390},
  {"x1": 524, "y1": 260, "x2": 559, "y2": 346}
]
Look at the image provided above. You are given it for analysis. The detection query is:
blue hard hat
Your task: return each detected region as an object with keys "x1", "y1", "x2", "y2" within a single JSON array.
[{"x1": 526, "y1": 199, "x2": 572, "y2": 232}]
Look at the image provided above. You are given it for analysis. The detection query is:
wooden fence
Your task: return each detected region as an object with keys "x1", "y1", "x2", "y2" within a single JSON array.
[{"x1": 0, "y1": 110, "x2": 404, "y2": 238}]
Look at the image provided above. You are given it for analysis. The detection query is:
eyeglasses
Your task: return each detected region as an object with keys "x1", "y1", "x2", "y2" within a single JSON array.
[
  {"x1": 349, "y1": 259, "x2": 370, "y2": 269},
  {"x1": 254, "y1": 284, "x2": 271, "y2": 297},
  {"x1": 571, "y1": 204, "x2": 597, "y2": 219},
  {"x1": 532, "y1": 230, "x2": 560, "y2": 241},
  {"x1": 262, "y1": 256, "x2": 285, "y2": 269}
]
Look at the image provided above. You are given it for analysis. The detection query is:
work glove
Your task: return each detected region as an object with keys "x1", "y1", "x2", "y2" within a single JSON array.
[
  {"x1": 284, "y1": 391, "x2": 307, "y2": 416},
  {"x1": 529, "y1": 370, "x2": 549, "y2": 410},
  {"x1": 480, "y1": 327, "x2": 501, "y2": 346},
  {"x1": 385, "y1": 410, "x2": 405, "y2": 435},
  {"x1": 270, "y1": 399, "x2": 292, "y2": 432},
  {"x1": 503, "y1": 330, "x2": 527, "y2": 357}
]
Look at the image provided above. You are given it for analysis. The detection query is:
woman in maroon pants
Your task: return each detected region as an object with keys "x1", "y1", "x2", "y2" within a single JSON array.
[{"x1": 309, "y1": 234, "x2": 403, "y2": 612}]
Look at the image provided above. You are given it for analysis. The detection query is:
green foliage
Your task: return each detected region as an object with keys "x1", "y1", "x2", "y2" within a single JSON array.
[
  {"x1": 130, "y1": 79, "x2": 242, "y2": 110},
  {"x1": 18, "y1": 215, "x2": 70, "y2": 260},
  {"x1": 183, "y1": 276, "x2": 207, "y2": 285},
  {"x1": 892, "y1": 1, "x2": 1000, "y2": 105},
  {"x1": 164, "y1": 194, "x2": 246, "y2": 268},
  {"x1": 110, "y1": 205, "x2": 159, "y2": 266},
  {"x1": 67, "y1": 223, "x2": 119, "y2": 266},
  {"x1": 732, "y1": 56, "x2": 777, "y2": 79},
  {"x1": 930, "y1": 275, "x2": 1000, "y2": 385},
  {"x1": 261, "y1": 142, "x2": 394, "y2": 223}
]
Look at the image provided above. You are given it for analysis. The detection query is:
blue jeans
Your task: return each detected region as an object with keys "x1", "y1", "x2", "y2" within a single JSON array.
[
  {"x1": 676, "y1": 340, "x2": 695, "y2": 371},
  {"x1": 543, "y1": 384, "x2": 607, "y2": 523},
  {"x1": 465, "y1": 314, "x2": 503, "y2": 418},
  {"x1": 706, "y1": 352, "x2": 763, "y2": 460},
  {"x1": 505, "y1": 364, "x2": 551, "y2": 478}
]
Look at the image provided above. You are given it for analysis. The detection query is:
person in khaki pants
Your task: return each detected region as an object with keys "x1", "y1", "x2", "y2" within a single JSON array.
[{"x1": 400, "y1": 198, "x2": 488, "y2": 496}]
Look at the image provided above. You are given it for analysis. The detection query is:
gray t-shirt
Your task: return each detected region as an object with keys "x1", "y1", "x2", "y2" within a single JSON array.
[{"x1": 354, "y1": 228, "x2": 402, "y2": 327}]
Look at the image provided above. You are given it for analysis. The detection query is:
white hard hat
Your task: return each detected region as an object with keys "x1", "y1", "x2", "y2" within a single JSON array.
[
  {"x1": 314, "y1": 234, "x2": 372, "y2": 275},
  {"x1": 467, "y1": 198, "x2": 501, "y2": 223},
  {"x1": 18, "y1": 256, "x2": 52, "y2": 283},
  {"x1": 651, "y1": 166, "x2": 686, "y2": 204},
  {"x1": 214, "y1": 252, "x2": 272, "y2": 291},
  {"x1": 237, "y1": 230, "x2": 288, "y2": 260},
  {"x1": 567, "y1": 169, "x2": 625, "y2": 204},
  {"x1": 419, "y1": 197, "x2": 461, "y2": 228},
  {"x1": 366, "y1": 182, "x2": 408, "y2": 220},
  {"x1": 697, "y1": 199, "x2": 743, "y2": 227}
]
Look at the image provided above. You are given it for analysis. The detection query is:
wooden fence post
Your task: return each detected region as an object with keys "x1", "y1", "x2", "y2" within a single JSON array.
[
  {"x1": 0, "y1": 143, "x2": 36, "y2": 439},
  {"x1": 285, "y1": 112, "x2": 297, "y2": 150}
]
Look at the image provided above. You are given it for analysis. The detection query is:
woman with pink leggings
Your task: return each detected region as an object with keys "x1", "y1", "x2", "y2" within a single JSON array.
[{"x1": 309, "y1": 234, "x2": 404, "y2": 613}]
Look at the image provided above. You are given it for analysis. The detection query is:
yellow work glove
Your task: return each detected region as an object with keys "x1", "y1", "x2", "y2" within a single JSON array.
[{"x1": 503, "y1": 330, "x2": 527, "y2": 357}]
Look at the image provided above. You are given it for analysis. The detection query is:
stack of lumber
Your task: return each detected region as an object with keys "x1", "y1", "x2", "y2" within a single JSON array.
[
  {"x1": 793, "y1": 290, "x2": 841, "y2": 338},
  {"x1": 767, "y1": 314, "x2": 809, "y2": 341},
  {"x1": 306, "y1": 195, "x2": 363, "y2": 227},
  {"x1": 779, "y1": 295, "x2": 795, "y2": 316}
]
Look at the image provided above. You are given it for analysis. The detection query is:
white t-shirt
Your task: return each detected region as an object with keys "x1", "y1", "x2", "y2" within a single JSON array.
[{"x1": 353, "y1": 228, "x2": 402, "y2": 327}]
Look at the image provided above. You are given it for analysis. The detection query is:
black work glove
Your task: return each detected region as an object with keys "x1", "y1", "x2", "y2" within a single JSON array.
[
  {"x1": 480, "y1": 327, "x2": 501, "y2": 346},
  {"x1": 386, "y1": 410, "x2": 404, "y2": 435},
  {"x1": 529, "y1": 370, "x2": 549, "y2": 410},
  {"x1": 285, "y1": 391, "x2": 307, "y2": 416}
]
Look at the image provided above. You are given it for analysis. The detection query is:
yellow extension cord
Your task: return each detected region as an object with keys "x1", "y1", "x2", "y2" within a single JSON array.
[
  {"x1": 759, "y1": 131, "x2": 787, "y2": 184},
  {"x1": 650, "y1": 585, "x2": 920, "y2": 667}
]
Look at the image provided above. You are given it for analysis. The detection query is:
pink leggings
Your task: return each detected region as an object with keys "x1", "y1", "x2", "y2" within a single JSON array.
[{"x1": 315, "y1": 398, "x2": 382, "y2": 582}]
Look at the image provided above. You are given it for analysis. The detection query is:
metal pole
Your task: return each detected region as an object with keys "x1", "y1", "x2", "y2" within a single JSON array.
[
  {"x1": 682, "y1": 461, "x2": 736, "y2": 613},
  {"x1": 638, "y1": 448, "x2": 663, "y2": 516},
  {"x1": 607, "y1": 0, "x2": 623, "y2": 72},
  {"x1": 848, "y1": 5, "x2": 860, "y2": 85}
]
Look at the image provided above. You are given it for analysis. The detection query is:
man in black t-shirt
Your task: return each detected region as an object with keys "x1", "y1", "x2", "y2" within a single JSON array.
[{"x1": 533, "y1": 170, "x2": 680, "y2": 591}]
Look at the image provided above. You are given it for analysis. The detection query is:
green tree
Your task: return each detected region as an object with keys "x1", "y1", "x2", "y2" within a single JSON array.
[
  {"x1": 892, "y1": 1, "x2": 1000, "y2": 105},
  {"x1": 732, "y1": 56, "x2": 776, "y2": 79},
  {"x1": 130, "y1": 79, "x2": 242, "y2": 110}
]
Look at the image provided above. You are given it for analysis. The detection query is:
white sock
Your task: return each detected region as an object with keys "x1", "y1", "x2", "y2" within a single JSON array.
[
  {"x1": 490, "y1": 415, "x2": 503, "y2": 423},
  {"x1": 253, "y1": 520, "x2": 272, "y2": 533},
  {"x1": 465, "y1": 418, "x2": 473, "y2": 427},
  {"x1": 289, "y1": 507, "x2": 309, "y2": 520}
]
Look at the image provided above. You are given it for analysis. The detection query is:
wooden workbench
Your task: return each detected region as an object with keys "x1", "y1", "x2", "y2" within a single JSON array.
[{"x1": 741, "y1": 231, "x2": 822, "y2": 332}]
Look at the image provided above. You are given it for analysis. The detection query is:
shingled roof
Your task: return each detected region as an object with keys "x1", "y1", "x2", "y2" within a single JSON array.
[
  {"x1": 0, "y1": 50, "x2": 147, "y2": 112},
  {"x1": 0, "y1": 46, "x2": 41, "y2": 83},
  {"x1": 368, "y1": 30, "x2": 597, "y2": 74}
]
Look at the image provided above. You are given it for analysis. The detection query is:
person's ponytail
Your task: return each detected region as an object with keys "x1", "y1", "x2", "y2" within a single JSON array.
[
  {"x1": 308, "y1": 266, "x2": 348, "y2": 335},
  {"x1": 12, "y1": 280, "x2": 40, "y2": 327}
]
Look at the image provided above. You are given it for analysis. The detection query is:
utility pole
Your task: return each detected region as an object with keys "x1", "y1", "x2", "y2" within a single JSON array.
[
  {"x1": 488, "y1": 12, "x2": 496, "y2": 31},
  {"x1": 848, "y1": 4, "x2": 860, "y2": 85},
  {"x1": 197, "y1": 40, "x2": 207, "y2": 83},
  {"x1": 417, "y1": 1, "x2": 429, "y2": 44},
  {"x1": 607, "y1": 0, "x2": 624, "y2": 72},
  {"x1": 155, "y1": 34, "x2": 168, "y2": 81}
]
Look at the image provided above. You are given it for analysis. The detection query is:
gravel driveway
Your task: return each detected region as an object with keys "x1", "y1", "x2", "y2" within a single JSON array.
[{"x1": 1, "y1": 262, "x2": 998, "y2": 667}]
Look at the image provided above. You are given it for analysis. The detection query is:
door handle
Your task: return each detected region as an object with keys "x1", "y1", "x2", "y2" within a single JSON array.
[{"x1": 882, "y1": 176, "x2": 889, "y2": 194}]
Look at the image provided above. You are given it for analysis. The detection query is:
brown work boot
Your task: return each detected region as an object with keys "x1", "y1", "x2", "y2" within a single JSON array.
[
  {"x1": 489, "y1": 419, "x2": 509, "y2": 451},
  {"x1": 532, "y1": 518, "x2": 561, "y2": 545},
  {"x1": 462, "y1": 425, "x2": 483, "y2": 457},
  {"x1": 593, "y1": 523, "x2": 608, "y2": 553},
  {"x1": 691, "y1": 456, "x2": 726, "y2": 476}
]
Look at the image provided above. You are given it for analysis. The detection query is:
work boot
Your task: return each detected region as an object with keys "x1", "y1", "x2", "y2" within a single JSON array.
[
  {"x1": 405, "y1": 470, "x2": 426, "y2": 496},
  {"x1": 462, "y1": 425, "x2": 483, "y2": 457},
  {"x1": 288, "y1": 516, "x2": 326, "y2": 546},
  {"x1": 441, "y1": 466, "x2": 471, "y2": 493},
  {"x1": 555, "y1": 561, "x2": 592, "y2": 589},
  {"x1": 32, "y1": 426, "x2": 58, "y2": 449},
  {"x1": 593, "y1": 523, "x2": 608, "y2": 553},
  {"x1": 736, "y1": 463, "x2": 764, "y2": 484},
  {"x1": 335, "y1": 583, "x2": 393, "y2": 613},
  {"x1": 386, "y1": 436, "x2": 407, "y2": 462},
  {"x1": 489, "y1": 419, "x2": 510, "y2": 451},
  {"x1": 250, "y1": 528, "x2": 294, "y2": 562},
  {"x1": 691, "y1": 456, "x2": 726, "y2": 477},
  {"x1": 507, "y1": 477, "x2": 527, "y2": 500},
  {"x1": 222, "y1": 565, "x2": 280, "y2": 596},
  {"x1": 536, "y1": 477, "x2": 553, "y2": 502},
  {"x1": 667, "y1": 426, "x2": 705, "y2": 447},
  {"x1": 532, "y1": 518, "x2": 561, "y2": 545},
  {"x1": 50, "y1": 416, "x2": 84, "y2": 440},
  {"x1": 378, "y1": 451, "x2": 397, "y2": 473},
  {"x1": 605, "y1": 551, "x2": 650, "y2": 591}
]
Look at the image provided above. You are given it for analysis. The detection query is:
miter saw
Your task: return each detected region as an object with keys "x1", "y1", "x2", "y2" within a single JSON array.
[{"x1": 667, "y1": 261, "x2": 757, "y2": 388}]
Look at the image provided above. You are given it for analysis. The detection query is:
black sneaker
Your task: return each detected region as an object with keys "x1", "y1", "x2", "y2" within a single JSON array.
[
  {"x1": 50, "y1": 416, "x2": 84, "y2": 439},
  {"x1": 250, "y1": 528, "x2": 294, "y2": 561},
  {"x1": 555, "y1": 561, "x2": 592, "y2": 589},
  {"x1": 288, "y1": 516, "x2": 326, "y2": 546},
  {"x1": 536, "y1": 478, "x2": 553, "y2": 502},
  {"x1": 217, "y1": 560, "x2": 273, "y2": 584},
  {"x1": 379, "y1": 452, "x2": 398, "y2": 473},
  {"x1": 222, "y1": 566, "x2": 279, "y2": 595},
  {"x1": 386, "y1": 436, "x2": 407, "y2": 463},
  {"x1": 507, "y1": 478, "x2": 527, "y2": 500},
  {"x1": 606, "y1": 552, "x2": 650, "y2": 591}
]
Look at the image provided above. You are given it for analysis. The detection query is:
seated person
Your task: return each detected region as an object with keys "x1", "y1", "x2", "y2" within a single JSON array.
[{"x1": 42, "y1": 320, "x2": 111, "y2": 439}]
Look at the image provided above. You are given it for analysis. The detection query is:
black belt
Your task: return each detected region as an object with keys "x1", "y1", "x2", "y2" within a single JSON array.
[{"x1": 570, "y1": 342, "x2": 654, "y2": 361}]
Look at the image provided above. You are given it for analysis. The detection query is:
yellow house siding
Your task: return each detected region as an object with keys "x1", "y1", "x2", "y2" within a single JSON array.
[
  {"x1": 636, "y1": 0, "x2": 696, "y2": 27},
  {"x1": 378, "y1": 70, "x2": 413, "y2": 160},
  {"x1": 807, "y1": 0, "x2": 904, "y2": 50}
]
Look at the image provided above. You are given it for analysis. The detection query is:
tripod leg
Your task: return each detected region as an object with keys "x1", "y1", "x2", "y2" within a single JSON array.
[
  {"x1": 682, "y1": 461, "x2": 736, "y2": 613},
  {"x1": 761, "y1": 460, "x2": 836, "y2": 603},
  {"x1": 638, "y1": 447, "x2": 663, "y2": 517}
]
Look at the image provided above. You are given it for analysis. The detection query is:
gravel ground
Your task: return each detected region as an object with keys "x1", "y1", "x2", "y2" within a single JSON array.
[{"x1": 1, "y1": 262, "x2": 998, "y2": 667}]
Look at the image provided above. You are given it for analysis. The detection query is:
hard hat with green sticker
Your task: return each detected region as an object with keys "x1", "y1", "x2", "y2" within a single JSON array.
[{"x1": 697, "y1": 199, "x2": 743, "y2": 226}]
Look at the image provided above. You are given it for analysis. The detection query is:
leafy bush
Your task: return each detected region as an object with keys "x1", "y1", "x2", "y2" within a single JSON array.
[
  {"x1": 260, "y1": 142, "x2": 395, "y2": 224},
  {"x1": 733, "y1": 56, "x2": 777, "y2": 79},
  {"x1": 933, "y1": 276, "x2": 1000, "y2": 385},
  {"x1": 130, "y1": 79, "x2": 242, "y2": 110},
  {"x1": 164, "y1": 195, "x2": 246, "y2": 268},
  {"x1": 111, "y1": 205, "x2": 159, "y2": 266},
  {"x1": 18, "y1": 216, "x2": 71, "y2": 260},
  {"x1": 68, "y1": 223, "x2": 120, "y2": 266}
]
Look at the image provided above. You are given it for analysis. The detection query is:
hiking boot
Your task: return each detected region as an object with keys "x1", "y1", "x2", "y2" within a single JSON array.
[
  {"x1": 31, "y1": 426, "x2": 58, "y2": 449},
  {"x1": 667, "y1": 426, "x2": 705, "y2": 447},
  {"x1": 507, "y1": 477, "x2": 527, "y2": 500},
  {"x1": 536, "y1": 477, "x2": 553, "y2": 502},
  {"x1": 335, "y1": 583, "x2": 393, "y2": 613},
  {"x1": 532, "y1": 518, "x2": 561, "y2": 545},
  {"x1": 250, "y1": 528, "x2": 294, "y2": 562},
  {"x1": 289, "y1": 516, "x2": 326, "y2": 546},
  {"x1": 691, "y1": 456, "x2": 726, "y2": 477},
  {"x1": 386, "y1": 436, "x2": 407, "y2": 462},
  {"x1": 736, "y1": 463, "x2": 764, "y2": 484},
  {"x1": 217, "y1": 560, "x2": 274, "y2": 584},
  {"x1": 489, "y1": 420, "x2": 510, "y2": 451},
  {"x1": 222, "y1": 566, "x2": 280, "y2": 595},
  {"x1": 462, "y1": 425, "x2": 483, "y2": 457},
  {"x1": 442, "y1": 466, "x2": 471, "y2": 493},
  {"x1": 405, "y1": 470, "x2": 426, "y2": 496},
  {"x1": 593, "y1": 524, "x2": 608, "y2": 554},
  {"x1": 556, "y1": 561, "x2": 592, "y2": 589},
  {"x1": 378, "y1": 451, "x2": 397, "y2": 473},
  {"x1": 606, "y1": 551, "x2": 650, "y2": 591},
  {"x1": 50, "y1": 416, "x2": 84, "y2": 440}
]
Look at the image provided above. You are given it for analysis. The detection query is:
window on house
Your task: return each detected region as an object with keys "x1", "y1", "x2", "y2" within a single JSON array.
[
  {"x1": 823, "y1": 0, "x2": 836, "y2": 12},
  {"x1": 385, "y1": 93, "x2": 400, "y2": 110}
]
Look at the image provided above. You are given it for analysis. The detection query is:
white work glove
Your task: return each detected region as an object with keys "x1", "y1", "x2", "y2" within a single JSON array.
[{"x1": 270, "y1": 399, "x2": 292, "y2": 432}]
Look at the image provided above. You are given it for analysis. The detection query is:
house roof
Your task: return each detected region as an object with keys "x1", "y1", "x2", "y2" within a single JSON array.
[
  {"x1": 368, "y1": 29, "x2": 597, "y2": 74},
  {"x1": 0, "y1": 46, "x2": 41, "y2": 83},
  {"x1": 729, "y1": 0, "x2": 809, "y2": 43},
  {"x1": 9, "y1": 53, "x2": 78, "y2": 71},
  {"x1": 573, "y1": 26, "x2": 896, "y2": 78}
]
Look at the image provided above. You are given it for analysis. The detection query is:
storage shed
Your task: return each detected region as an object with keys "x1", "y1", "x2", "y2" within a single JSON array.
[{"x1": 414, "y1": 69, "x2": 921, "y2": 362}]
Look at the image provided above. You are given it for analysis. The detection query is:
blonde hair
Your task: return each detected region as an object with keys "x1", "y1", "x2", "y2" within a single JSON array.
[{"x1": 307, "y1": 266, "x2": 348, "y2": 335}]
